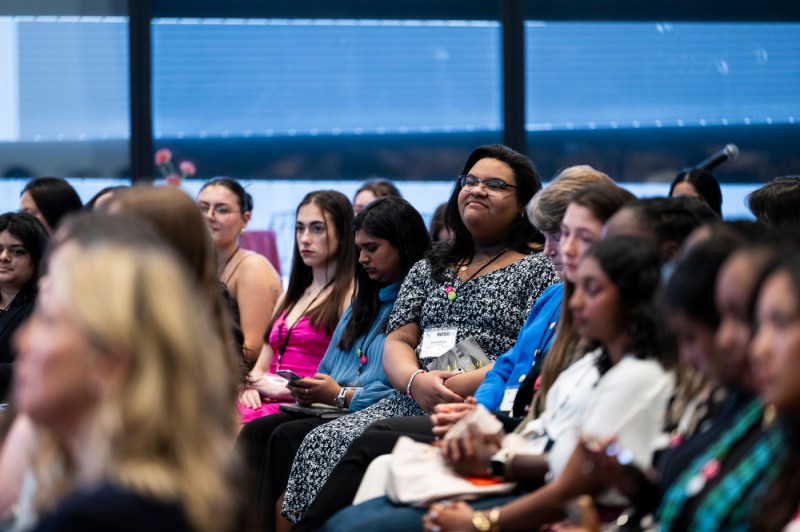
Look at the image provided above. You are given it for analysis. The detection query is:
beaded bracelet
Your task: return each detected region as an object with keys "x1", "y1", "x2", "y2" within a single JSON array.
[{"x1": 406, "y1": 369, "x2": 426, "y2": 399}]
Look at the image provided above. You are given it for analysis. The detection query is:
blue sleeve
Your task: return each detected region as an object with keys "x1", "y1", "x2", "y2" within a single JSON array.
[
  {"x1": 473, "y1": 304, "x2": 540, "y2": 409},
  {"x1": 473, "y1": 348, "x2": 515, "y2": 409}
]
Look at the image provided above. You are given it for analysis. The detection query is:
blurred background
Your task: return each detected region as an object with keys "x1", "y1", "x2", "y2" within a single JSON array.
[{"x1": 1, "y1": 0, "x2": 799, "y2": 272}]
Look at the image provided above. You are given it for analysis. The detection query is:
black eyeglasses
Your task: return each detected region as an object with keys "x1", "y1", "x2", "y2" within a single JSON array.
[{"x1": 458, "y1": 175, "x2": 517, "y2": 195}]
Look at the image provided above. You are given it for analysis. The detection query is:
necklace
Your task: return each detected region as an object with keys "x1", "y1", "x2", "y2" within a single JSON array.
[
  {"x1": 275, "y1": 279, "x2": 335, "y2": 370},
  {"x1": 445, "y1": 248, "x2": 509, "y2": 302},
  {"x1": 0, "y1": 293, "x2": 17, "y2": 314},
  {"x1": 458, "y1": 255, "x2": 495, "y2": 272},
  {"x1": 218, "y1": 246, "x2": 240, "y2": 279}
]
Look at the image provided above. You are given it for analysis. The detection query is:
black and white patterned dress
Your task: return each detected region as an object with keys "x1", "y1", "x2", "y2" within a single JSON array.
[{"x1": 281, "y1": 252, "x2": 559, "y2": 523}]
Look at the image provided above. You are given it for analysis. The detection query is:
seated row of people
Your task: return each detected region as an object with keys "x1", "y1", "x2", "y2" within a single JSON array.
[{"x1": 0, "y1": 148, "x2": 799, "y2": 532}]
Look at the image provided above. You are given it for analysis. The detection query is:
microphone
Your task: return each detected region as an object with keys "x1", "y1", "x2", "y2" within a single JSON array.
[{"x1": 694, "y1": 144, "x2": 739, "y2": 172}]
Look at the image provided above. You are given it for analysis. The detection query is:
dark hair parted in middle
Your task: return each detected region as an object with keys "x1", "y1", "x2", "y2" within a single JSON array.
[
  {"x1": 430, "y1": 144, "x2": 543, "y2": 280},
  {"x1": 339, "y1": 196, "x2": 431, "y2": 350},
  {"x1": 583, "y1": 235, "x2": 674, "y2": 368},
  {"x1": 280, "y1": 190, "x2": 355, "y2": 336},
  {"x1": 669, "y1": 168, "x2": 723, "y2": 218}
]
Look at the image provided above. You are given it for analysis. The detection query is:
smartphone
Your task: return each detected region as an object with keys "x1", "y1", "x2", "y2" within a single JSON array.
[{"x1": 276, "y1": 369, "x2": 304, "y2": 382}]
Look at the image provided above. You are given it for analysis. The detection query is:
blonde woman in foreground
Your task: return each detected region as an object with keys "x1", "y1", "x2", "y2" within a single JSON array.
[{"x1": 10, "y1": 239, "x2": 246, "y2": 531}]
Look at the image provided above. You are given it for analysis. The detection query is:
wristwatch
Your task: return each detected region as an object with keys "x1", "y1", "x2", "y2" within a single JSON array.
[
  {"x1": 489, "y1": 451, "x2": 515, "y2": 481},
  {"x1": 335, "y1": 387, "x2": 348, "y2": 409}
]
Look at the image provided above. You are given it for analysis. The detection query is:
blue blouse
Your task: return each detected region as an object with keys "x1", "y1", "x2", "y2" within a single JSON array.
[
  {"x1": 473, "y1": 282, "x2": 563, "y2": 411},
  {"x1": 317, "y1": 283, "x2": 399, "y2": 412}
]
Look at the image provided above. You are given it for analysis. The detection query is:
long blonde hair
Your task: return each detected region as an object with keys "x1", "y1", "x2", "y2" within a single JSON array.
[{"x1": 29, "y1": 244, "x2": 242, "y2": 531}]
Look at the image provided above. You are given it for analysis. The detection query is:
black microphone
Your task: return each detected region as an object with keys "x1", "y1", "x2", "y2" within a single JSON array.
[{"x1": 694, "y1": 144, "x2": 739, "y2": 172}]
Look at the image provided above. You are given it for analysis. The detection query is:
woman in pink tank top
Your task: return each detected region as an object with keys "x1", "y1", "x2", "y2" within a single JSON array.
[{"x1": 239, "y1": 191, "x2": 355, "y2": 423}]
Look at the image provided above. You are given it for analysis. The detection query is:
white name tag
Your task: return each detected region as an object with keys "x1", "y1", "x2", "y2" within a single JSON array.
[
  {"x1": 499, "y1": 387, "x2": 519, "y2": 412},
  {"x1": 420, "y1": 327, "x2": 458, "y2": 358}
]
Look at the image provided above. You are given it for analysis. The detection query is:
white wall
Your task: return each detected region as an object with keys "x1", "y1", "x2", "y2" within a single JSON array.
[{"x1": 0, "y1": 178, "x2": 758, "y2": 276}]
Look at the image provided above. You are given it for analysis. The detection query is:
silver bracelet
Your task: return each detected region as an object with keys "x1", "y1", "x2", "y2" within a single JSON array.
[{"x1": 406, "y1": 369, "x2": 426, "y2": 399}]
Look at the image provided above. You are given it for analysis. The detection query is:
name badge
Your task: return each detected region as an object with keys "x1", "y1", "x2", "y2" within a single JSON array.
[
  {"x1": 420, "y1": 327, "x2": 458, "y2": 358},
  {"x1": 499, "y1": 387, "x2": 519, "y2": 412}
]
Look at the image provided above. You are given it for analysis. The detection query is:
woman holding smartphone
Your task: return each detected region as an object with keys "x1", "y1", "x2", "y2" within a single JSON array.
[{"x1": 239, "y1": 190, "x2": 354, "y2": 422}]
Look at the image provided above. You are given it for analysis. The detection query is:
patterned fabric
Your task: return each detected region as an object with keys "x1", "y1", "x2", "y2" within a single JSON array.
[
  {"x1": 281, "y1": 252, "x2": 558, "y2": 523},
  {"x1": 658, "y1": 398, "x2": 785, "y2": 532}
]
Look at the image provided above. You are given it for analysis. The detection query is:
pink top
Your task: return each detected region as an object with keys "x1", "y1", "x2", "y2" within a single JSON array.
[{"x1": 239, "y1": 311, "x2": 332, "y2": 423}]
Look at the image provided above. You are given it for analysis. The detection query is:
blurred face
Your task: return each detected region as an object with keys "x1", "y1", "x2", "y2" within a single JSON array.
[
  {"x1": 569, "y1": 256, "x2": 625, "y2": 345},
  {"x1": 457, "y1": 158, "x2": 521, "y2": 237},
  {"x1": 0, "y1": 231, "x2": 35, "y2": 292},
  {"x1": 197, "y1": 185, "x2": 249, "y2": 248},
  {"x1": 560, "y1": 203, "x2": 603, "y2": 283},
  {"x1": 355, "y1": 229, "x2": 402, "y2": 285},
  {"x1": 542, "y1": 230, "x2": 564, "y2": 278},
  {"x1": 296, "y1": 202, "x2": 339, "y2": 268},
  {"x1": 671, "y1": 182, "x2": 700, "y2": 199},
  {"x1": 353, "y1": 190, "x2": 377, "y2": 216},
  {"x1": 714, "y1": 253, "x2": 758, "y2": 390},
  {"x1": 13, "y1": 248, "x2": 102, "y2": 434},
  {"x1": 669, "y1": 310, "x2": 718, "y2": 380},
  {"x1": 19, "y1": 191, "x2": 50, "y2": 233},
  {"x1": 751, "y1": 271, "x2": 800, "y2": 414}
]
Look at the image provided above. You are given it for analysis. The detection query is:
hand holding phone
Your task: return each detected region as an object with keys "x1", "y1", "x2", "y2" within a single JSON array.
[{"x1": 276, "y1": 369, "x2": 304, "y2": 382}]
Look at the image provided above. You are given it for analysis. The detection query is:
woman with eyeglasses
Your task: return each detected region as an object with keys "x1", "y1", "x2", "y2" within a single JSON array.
[
  {"x1": 279, "y1": 144, "x2": 559, "y2": 527},
  {"x1": 197, "y1": 178, "x2": 283, "y2": 365},
  {"x1": 238, "y1": 190, "x2": 355, "y2": 423}
]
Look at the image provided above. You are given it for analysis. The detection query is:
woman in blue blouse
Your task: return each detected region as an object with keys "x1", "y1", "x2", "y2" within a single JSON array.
[{"x1": 236, "y1": 196, "x2": 431, "y2": 530}]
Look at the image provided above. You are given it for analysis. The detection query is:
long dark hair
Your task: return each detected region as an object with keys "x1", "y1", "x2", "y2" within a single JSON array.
[
  {"x1": 0, "y1": 212, "x2": 50, "y2": 303},
  {"x1": 428, "y1": 144, "x2": 543, "y2": 281},
  {"x1": 583, "y1": 235, "x2": 674, "y2": 368},
  {"x1": 277, "y1": 190, "x2": 355, "y2": 336},
  {"x1": 339, "y1": 197, "x2": 431, "y2": 350},
  {"x1": 21, "y1": 177, "x2": 83, "y2": 231},
  {"x1": 669, "y1": 168, "x2": 723, "y2": 218}
]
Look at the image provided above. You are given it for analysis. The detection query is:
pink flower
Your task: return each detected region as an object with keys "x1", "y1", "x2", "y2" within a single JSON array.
[
  {"x1": 179, "y1": 161, "x2": 196, "y2": 176},
  {"x1": 165, "y1": 174, "x2": 182, "y2": 187},
  {"x1": 155, "y1": 148, "x2": 172, "y2": 165}
]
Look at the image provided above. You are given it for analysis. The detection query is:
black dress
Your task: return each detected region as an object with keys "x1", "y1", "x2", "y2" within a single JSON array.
[
  {"x1": 31, "y1": 484, "x2": 192, "y2": 532},
  {"x1": 0, "y1": 297, "x2": 34, "y2": 401}
]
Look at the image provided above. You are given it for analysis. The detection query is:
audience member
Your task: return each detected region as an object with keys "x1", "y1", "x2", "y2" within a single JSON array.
[
  {"x1": 197, "y1": 178, "x2": 283, "y2": 364},
  {"x1": 353, "y1": 178, "x2": 402, "y2": 215},
  {"x1": 85, "y1": 185, "x2": 129, "y2": 211},
  {"x1": 239, "y1": 190, "x2": 354, "y2": 422},
  {"x1": 750, "y1": 250, "x2": 800, "y2": 530},
  {"x1": 747, "y1": 175, "x2": 800, "y2": 230},
  {"x1": 669, "y1": 168, "x2": 723, "y2": 218},
  {"x1": 0, "y1": 213, "x2": 49, "y2": 401},
  {"x1": 19, "y1": 177, "x2": 83, "y2": 234},
  {"x1": 11, "y1": 237, "x2": 245, "y2": 531},
  {"x1": 429, "y1": 203, "x2": 453, "y2": 245}
]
